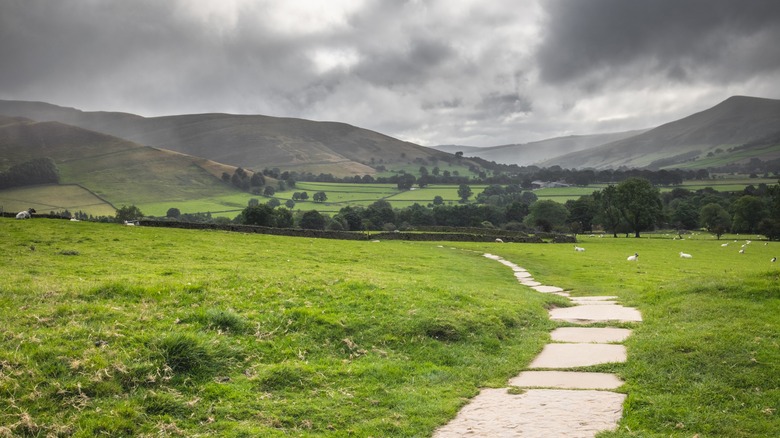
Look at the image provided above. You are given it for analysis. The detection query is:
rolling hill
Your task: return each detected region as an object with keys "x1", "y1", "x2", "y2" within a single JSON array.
[
  {"x1": 536, "y1": 96, "x2": 780, "y2": 170},
  {"x1": 0, "y1": 115, "x2": 243, "y2": 211},
  {"x1": 0, "y1": 100, "x2": 455, "y2": 176}
]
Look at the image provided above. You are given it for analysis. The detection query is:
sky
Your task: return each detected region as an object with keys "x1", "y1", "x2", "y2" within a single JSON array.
[{"x1": 1, "y1": 0, "x2": 779, "y2": 147}]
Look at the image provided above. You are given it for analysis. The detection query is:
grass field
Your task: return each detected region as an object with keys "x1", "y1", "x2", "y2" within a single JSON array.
[
  {"x1": 0, "y1": 184, "x2": 116, "y2": 217},
  {"x1": 1, "y1": 219, "x2": 778, "y2": 436}
]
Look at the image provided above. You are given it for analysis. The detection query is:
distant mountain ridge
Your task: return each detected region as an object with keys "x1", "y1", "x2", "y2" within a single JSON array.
[
  {"x1": 433, "y1": 130, "x2": 648, "y2": 166},
  {"x1": 0, "y1": 100, "x2": 453, "y2": 176}
]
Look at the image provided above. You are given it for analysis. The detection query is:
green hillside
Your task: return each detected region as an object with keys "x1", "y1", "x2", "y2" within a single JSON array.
[
  {"x1": 0, "y1": 116, "x2": 242, "y2": 213},
  {"x1": 537, "y1": 96, "x2": 780, "y2": 170}
]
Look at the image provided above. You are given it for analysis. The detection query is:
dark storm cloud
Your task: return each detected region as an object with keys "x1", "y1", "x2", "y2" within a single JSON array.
[
  {"x1": 536, "y1": 0, "x2": 780, "y2": 87},
  {"x1": 0, "y1": 0, "x2": 778, "y2": 147}
]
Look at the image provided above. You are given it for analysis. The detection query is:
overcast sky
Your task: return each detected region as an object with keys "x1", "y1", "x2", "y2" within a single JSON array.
[{"x1": 2, "y1": 0, "x2": 779, "y2": 147}]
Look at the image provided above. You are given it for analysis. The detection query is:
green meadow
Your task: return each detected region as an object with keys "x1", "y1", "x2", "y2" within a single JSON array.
[{"x1": 1, "y1": 218, "x2": 778, "y2": 436}]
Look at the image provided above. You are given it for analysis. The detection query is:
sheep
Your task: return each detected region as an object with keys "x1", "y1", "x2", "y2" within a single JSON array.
[
  {"x1": 15, "y1": 208, "x2": 36, "y2": 219},
  {"x1": 495, "y1": 238, "x2": 504, "y2": 243},
  {"x1": 739, "y1": 249, "x2": 745, "y2": 254},
  {"x1": 627, "y1": 253, "x2": 639, "y2": 261},
  {"x1": 720, "y1": 243, "x2": 728, "y2": 247},
  {"x1": 574, "y1": 246, "x2": 585, "y2": 252},
  {"x1": 771, "y1": 257, "x2": 776, "y2": 262},
  {"x1": 679, "y1": 251, "x2": 693, "y2": 258}
]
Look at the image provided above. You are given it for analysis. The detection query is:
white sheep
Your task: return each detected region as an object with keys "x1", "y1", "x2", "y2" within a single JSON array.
[
  {"x1": 15, "y1": 208, "x2": 36, "y2": 219},
  {"x1": 627, "y1": 253, "x2": 638, "y2": 261},
  {"x1": 574, "y1": 246, "x2": 585, "y2": 252},
  {"x1": 721, "y1": 243, "x2": 728, "y2": 247},
  {"x1": 495, "y1": 238, "x2": 504, "y2": 243},
  {"x1": 771, "y1": 257, "x2": 776, "y2": 262},
  {"x1": 739, "y1": 249, "x2": 745, "y2": 254},
  {"x1": 679, "y1": 251, "x2": 692, "y2": 258}
]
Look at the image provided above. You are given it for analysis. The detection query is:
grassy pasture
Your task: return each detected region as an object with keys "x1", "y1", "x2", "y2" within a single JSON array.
[
  {"x1": 1, "y1": 219, "x2": 778, "y2": 436},
  {"x1": 0, "y1": 184, "x2": 116, "y2": 216},
  {"x1": 0, "y1": 218, "x2": 557, "y2": 437}
]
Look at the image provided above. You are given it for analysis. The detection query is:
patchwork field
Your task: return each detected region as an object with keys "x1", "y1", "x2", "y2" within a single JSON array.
[
  {"x1": 1, "y1": 219, "x2": 777, "y2": 436},
  {"x1": 0, "y1": 184, "x2": 116, "y2": 217}
]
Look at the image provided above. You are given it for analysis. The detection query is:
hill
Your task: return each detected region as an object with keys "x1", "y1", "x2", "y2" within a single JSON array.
[
  {"x1": 537, "y1": 96, "x2": 780, "y2": 170},
  {"x1": 0, "y1": 115, "x2": 242, "y2": 211},
  {"x1": 0, "y1": 100, "x2": 456, "y2": 176},
  {"x1": 434, "y1": 130, "x2": 647, "y2": 167}
]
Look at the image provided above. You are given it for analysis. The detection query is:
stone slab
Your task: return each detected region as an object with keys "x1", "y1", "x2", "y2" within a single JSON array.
[
  {"x1": 570, "y1": 296, "x2": 618, "y2": 301},
  {"x1": 549, "y1": 305, "x2": 642, "y2": 323},
  {"x1": 433, "y1": 388, "x2": 625, "y2": 438},
  {"x1": 509, "y1": 371, "x2": 624, "y2": 390},
  {"x1": 520, "y1": 280, "x2": 541, "y2": 287},
  {"x1": 532, "y1": 285, "x2": 565, "y2": 293},
  {"x1": 569, "y1": 300, "x2": 618, "y2": 305},
  {"x1": 511, "y1": 266, "x2": 527, "y2": 272},
  {"x1": 550, "y1": 327, "x2": 632, "y2": 343},
  {"x1": 514, "y1": 271, "x2": 534, "y2": 278},
  {"x1": 529, "y1": 343, "x2": 627, "y2": 368}
]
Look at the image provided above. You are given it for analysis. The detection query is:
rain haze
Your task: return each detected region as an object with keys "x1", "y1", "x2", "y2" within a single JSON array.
[{"x1": 1, "y1": 0, "x2": 779, "y2": 147}]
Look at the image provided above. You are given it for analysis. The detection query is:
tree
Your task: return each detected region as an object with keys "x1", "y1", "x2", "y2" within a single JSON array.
[
  {"x1": 365, "y1": 200, "x2": 395, "y2": 230},
  {"x1": 313, "y1": 191, "x2": 328, "y2": 202},
  {"x1": 614, "y1": 177, "x2": 662, "y2": 238},
  {"x1": 241, "y1": 204, "x2": 275, "y2": 227},
  {"x1": 274, "y1": 208, "x2": 294, "y2": 228},
  {"x1": 267, "y1": 198, "x2": 281, "y2": 208},
  {"x1": 300, "y1": 210, "x2": 326, "y2": 230},
  {"x1": 523, "y1": 200, "x2": 570, "y2": 232},
  {"x1": 263, "y1": 186, "x2": 276, "y2": 196},
  {"x1": 250, "y1": 172, "x2": 265, "y2": 187},
  {"x1": 248, "y1": 198, "x2": 260, "y2": 207},
  {"x1": 731, "y1": 195, "x2": 767, "y2": 233},
  {"x1": 115, "y1": 205, "x2": 144, "y2": 223},
  {"x1": 593, "y1": 186, "x2": 622, "y2": 237},
  {"x1": 432, "y1": 195, "x2": 444, "y2": 206},
  {"x1": 699, "y1": 203, "x2": 731, "y2": 239},
  {"x1": 457, "y1": 184, "x2": 472, "y2": 203},
  {"x1": 166, "y1": 207, "x2": 181, "y2": 219},
  {"x1": 397, "y1": 173, "x2": 416, "y2": 190},
  {"x1": 285, "y1": 199, "x2": 296, "y2": 209}
]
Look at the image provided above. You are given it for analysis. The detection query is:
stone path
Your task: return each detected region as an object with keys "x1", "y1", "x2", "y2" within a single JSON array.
[{"x1": 434, "y1": 253, "x2": 642, "y2": 437}]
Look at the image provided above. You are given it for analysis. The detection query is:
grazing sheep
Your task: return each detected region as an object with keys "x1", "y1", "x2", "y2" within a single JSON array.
[
  {"x1": 15, "y1": 208, "x2": 36, "y2": 219},
  {"x1": 721, "y1": 243, "x2": 728, "y2": 247},
  {"x1": 574, "y1": 246, "x2": 585, "y2": 252},
  {"x1": 679, "y1": 252, "x2": 693, "y2": 258},
  {"x1": 771, "y1": 257, "x2": 776, "y2": 262},
  {"x1": 739, "y1": 249, "x2": 745, "y2": 254},
  {"x1": 495, "y1": 238, "x2": 504, "y2": 243},
  {"x1": 627, "y1": 253, "x2": 639, "y2": 261}
]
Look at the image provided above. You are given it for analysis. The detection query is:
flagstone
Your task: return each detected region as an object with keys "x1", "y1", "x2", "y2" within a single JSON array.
[
  {"x1": 532, "y1": 285, "x2": 565, "y2": 293},
  {"x1": 529, "y1": 343, "x2": 626, "y2": 368},
  {"x1": 549, "y1": 304, "x2": 642, "y2": 323},
  {"x1": 509, "y1": 371, "x2": 624, "y2": 390},
  {"x1": 551, "y1": 327, "x2": 632, "y2": 343}
]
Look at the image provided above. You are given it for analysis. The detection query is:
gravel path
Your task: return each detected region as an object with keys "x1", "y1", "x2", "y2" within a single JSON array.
[{"x1": 433, "y1": 253, "x2": 642, "y2": 437}]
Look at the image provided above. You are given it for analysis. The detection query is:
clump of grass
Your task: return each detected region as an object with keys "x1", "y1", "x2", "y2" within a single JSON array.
[
  {"x1": 154, "y1": 333, "x2": 219, "y2": 376},
  {"x1": 58, "y1": 249, "x2": 79, "y2": 256},
  {"x1": 203, "y1": 308, "x2": 250, "y2": 334}
]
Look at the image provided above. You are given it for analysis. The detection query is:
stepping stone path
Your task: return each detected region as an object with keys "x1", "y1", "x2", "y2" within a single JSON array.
[{"x1": 434, "y1": 253, "x2": 643, "y2": 438}]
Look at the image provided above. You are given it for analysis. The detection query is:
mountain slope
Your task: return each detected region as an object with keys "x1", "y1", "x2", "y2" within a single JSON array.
[
  {"x1": 0, "y1": 100, "x2": 454, "y2": 176},
  {"x1": 537, "y1": 96, "x2": 780, "y2": 169},
  {"x1": 0, "y1": 115, "x2": 241, "y2": 207},
  {"x1": 434, "y1": 130, "x2": 647, "y2": 166}
]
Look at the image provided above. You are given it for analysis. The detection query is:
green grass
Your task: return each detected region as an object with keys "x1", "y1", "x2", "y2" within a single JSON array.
[
  {"x1": 0, "y1": 218, "x2": 557, "y2": 437},
  {"x1": 463, "y1": 235, "x2": 779, "y2": 437},
  {"x1": 0, "y1": 184, "x2": 116, "y2": 216}
]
